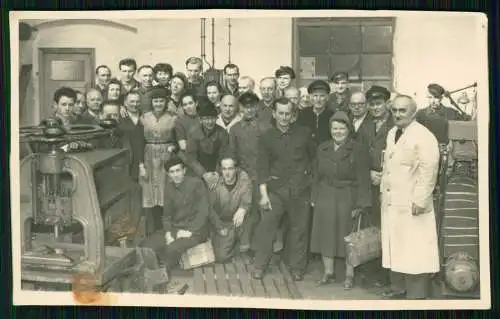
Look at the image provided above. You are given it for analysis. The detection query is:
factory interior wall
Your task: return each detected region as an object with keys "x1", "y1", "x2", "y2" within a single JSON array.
[
  {"x1": 392, "y1": 14, "x2": 484, "y2": 108},
  {"x1": 18, "y1": 15, "x2": 484, "y2": 125}
]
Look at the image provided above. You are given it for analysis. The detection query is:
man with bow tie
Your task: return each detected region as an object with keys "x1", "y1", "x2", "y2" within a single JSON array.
[{"x1": 380, "y1": 94, "x2": 440, "y2": 300}]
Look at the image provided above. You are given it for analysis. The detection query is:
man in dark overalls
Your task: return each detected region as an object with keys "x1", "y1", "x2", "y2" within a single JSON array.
[{"x1": 251, "y1": 97, "x2": 317, "y2": 281}]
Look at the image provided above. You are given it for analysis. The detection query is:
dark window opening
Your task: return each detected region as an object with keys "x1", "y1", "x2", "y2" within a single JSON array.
[{"x1": 293, "y1": 18, "x2": 395, "y2": 91}]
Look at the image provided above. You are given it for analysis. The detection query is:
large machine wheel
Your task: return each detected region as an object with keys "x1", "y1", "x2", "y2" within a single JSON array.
[{"x1": 439, "y1": 174, "x2": 480, "y2": 298}]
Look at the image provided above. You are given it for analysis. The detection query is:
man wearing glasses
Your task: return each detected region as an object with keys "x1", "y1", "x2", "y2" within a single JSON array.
[{"x1": 349, "y1": 91, "x2": 373, "y2": 141}]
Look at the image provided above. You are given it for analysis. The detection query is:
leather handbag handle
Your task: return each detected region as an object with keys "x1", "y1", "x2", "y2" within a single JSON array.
[
  {"x1": 351, "y1": 212, "x2": 363, "y2": 234},
  {"x1": 351, "y1": 209, "x2": 372, "y2": 234}
]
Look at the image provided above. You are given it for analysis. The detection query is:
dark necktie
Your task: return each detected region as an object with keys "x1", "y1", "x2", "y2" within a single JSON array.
[{"x1": 395, "y1": 128, "x2": 403, "y2": 143}]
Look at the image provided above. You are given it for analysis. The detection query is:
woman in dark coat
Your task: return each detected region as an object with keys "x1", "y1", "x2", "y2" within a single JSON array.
[{"x1": 310, "y1": 110, "x2": 372, "y2": 289}]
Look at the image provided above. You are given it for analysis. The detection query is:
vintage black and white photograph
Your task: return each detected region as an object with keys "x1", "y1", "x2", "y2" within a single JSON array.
[{"x1": 10, "y1": 10, "x2": 490, "y2": 309}]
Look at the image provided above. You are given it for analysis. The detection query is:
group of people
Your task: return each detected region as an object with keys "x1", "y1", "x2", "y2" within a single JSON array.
[{"x1": 46, "y1": 56, "x2": 469, "y2": 300}]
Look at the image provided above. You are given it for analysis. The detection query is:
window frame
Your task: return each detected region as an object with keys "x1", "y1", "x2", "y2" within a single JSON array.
[{"x1": 292, "y1": 17, "x2": 396, "y2": 91}]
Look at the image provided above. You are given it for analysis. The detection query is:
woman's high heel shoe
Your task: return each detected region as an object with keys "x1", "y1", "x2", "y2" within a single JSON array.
[{"x1": 316, "y1": 273, "x2": 335, "y2": 286}]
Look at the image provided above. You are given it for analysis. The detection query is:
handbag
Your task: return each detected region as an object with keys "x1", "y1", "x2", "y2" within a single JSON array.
[{"x1": 344, "y1": 212, "x2": 382, "y2": 267}]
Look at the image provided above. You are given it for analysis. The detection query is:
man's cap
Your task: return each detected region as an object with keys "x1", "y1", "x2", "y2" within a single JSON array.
[
  {"x1": 427, "y1": 83, "x2": 446, "y2": 98},
  {"x1": 366, "y1": 85, "x2": 391, "y2": 102},
  {"x1": 164, "y1": 155, "x2": 184, "y2": 171},
  {"x1": 238, "y1": 92, "x2": 260, "y2": 106},
  {"x1": 274, "y1": 66, "x2": 296, "y2": 79},
  {"x1": 197, "y1": 96, "x2": 218, "y2": 117},
  {"x1": 330, "y1": 72, "x2": 349, "y2": 83},
  {"x1": 307, "y1": 79, "x2": 331, "y2": 94},
  {"x1": 150, "y1": 86, "x2": 169, "y2": 99}
]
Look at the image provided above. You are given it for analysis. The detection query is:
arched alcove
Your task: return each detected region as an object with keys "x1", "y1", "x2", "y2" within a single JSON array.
[{"x1": 33, "y1": 19, "x2": 138, "y2": 34}]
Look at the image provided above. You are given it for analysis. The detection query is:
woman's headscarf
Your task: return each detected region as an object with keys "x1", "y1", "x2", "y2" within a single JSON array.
[{"x1": 329, "y1": 110, "x2": 354, "y2": 138}]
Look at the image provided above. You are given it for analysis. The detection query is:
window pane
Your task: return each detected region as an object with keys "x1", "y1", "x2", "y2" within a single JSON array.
[
  {"x1": 361, "y1": 54, "x2": 392, "y2": 79},
  {"x1": 299, "y1": 26, "x2": 330, "y2": 55},
  {"x1": 362, "y1": 25, "x2": 393, "y2": 53},
  {"x1": 330, "y1": 26, "x2": 362, "y2": 54},
  {"x1": 330, "y1": 54, "x2": 361, "y2": 81},
  {"x1": 50, "y1": 60, "x2": 85, "y2": 81},
  {"x1": 314, "y1": 55, "x2": 330, "y2": 77},
  {"x1": 299, "y1": 57, "x2": 316, "y2": 79}
]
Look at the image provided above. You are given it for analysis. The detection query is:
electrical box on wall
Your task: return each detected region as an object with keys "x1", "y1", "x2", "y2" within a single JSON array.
[{"x1": 204, "y1": 68, "x2": 223, "y2": 83}]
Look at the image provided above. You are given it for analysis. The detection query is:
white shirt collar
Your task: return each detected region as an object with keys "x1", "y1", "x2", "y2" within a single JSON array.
[
  {"x1": 128, "y1": 111, "x2": 140, "y2": 125},
  {"x1": 216, "y1": 114, "x2": 242, "y2": 132},
  {"x1": 353, "y1": 113, "x2": 368, "y2": 132}
]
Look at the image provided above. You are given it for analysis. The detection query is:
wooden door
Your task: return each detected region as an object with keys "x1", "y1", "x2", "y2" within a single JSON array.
[{"x1": 39, "y1": 48, "x2": 95, "y2": 121}]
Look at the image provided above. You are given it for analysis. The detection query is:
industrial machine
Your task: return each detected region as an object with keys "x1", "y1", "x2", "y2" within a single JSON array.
[
  {"x1": 19, "y1": 118, "x2": 169, "y2": 294},
  {"x1": 435, "y1": 83, "x2": 480, "y2": 298},
  {"x1": 199, "y1": 18, "x2": 232, "y2": 83}
]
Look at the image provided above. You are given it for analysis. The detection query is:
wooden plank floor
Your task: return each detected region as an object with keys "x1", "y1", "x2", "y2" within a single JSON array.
[{"x1": 193, "y1": 254, "x2": 302, "y2": 299}]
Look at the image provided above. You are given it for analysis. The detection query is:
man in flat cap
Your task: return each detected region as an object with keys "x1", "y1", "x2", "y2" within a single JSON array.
[
  {"x1": 327, "y1": 72, "x2": 352, "y2": 114},
  {"x1": 357, "y1": 85, "x2": 395, "y2": 287},
  {"x1": 416, "y1": 83, "x2": 466, "y2": 145},
  {"x1": 230, "y1": 92, "x2": 274, "y2": 258},
  {"x1": 296, "y1": 80, "x2": 335, "y2": 146},
  {"x1": 140, "y1": 155, "x2": 211, "y2": 278},
  {"x1": 180, "y1": 96, "x2": 231, "y2": 190},
  {"x1": 230, "y1": 92, "x2": 272, "y2": 182},
  {"x1": 175, "y1": 91, "x2": 220, "y2": 188},
  {"x1": 275, "y1": 66, "x2": 296, "y2": 97}
]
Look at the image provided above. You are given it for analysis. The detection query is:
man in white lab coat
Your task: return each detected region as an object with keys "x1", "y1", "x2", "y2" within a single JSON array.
[{"x1": 380, "y1": 94, "x2": 440, "y2": 299}]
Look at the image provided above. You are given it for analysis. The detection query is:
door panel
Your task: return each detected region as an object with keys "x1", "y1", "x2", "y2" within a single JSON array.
[{"x1": 40, "y1": 49, "x2": 94, "y2": 121}]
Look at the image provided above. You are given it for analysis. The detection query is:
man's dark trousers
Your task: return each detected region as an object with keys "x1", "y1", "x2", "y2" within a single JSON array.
[{"x1": 252, "y1": 186, "x2": 311, "y2": 274}]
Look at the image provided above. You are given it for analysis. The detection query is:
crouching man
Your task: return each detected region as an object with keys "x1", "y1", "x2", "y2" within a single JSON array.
[
  {"x1": 210, "y1": 156, "x2": 254, "y2": 262},
  {"x1": 140, "y1": 155, "x2": 210, "y2": 275}
]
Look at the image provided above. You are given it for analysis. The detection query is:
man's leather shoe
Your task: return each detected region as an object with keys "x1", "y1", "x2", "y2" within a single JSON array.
[
  {"x1": 344, "y1": 276, "x2": 354, "y2": 290},
  {"x1": 316, "y1": 273, "x2": 335, "y2": 286},
  {"x1": 291, "y1": 272, "x2": 304, "y2": 282},
  {"x1": 381, "y1": 289, "x2": 406, "y2": 299},
  {"x1": 251, "y1": 269, "x2": 264, "y2": 280}
]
